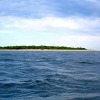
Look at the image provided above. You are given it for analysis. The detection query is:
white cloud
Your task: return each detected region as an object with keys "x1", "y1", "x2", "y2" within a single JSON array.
[
  {"x1": 0, "y1": 16, "x2": 100, "y2": 33},
  {"x1": 53, "y1": 34, "x2": 100, "y2": 50},
  {"x1": 0, "y1": 30, "x2": 14, "y2": 34},
  {"x1": 0, "y1": 16, "x2": 81, "y2": 31},
  {"x1": 0, "y1": 16, "x2": 100, "y2": 50}
]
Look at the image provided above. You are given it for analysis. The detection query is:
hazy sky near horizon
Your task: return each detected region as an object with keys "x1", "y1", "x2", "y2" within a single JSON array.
[{"x1": 0, "y1": 0, "x2": 100, "y2": 50}]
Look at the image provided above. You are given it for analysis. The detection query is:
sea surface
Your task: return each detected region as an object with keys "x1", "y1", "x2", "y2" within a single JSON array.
[{"x1": 0, "y1": 51, "x2": 100, "y2": 100}]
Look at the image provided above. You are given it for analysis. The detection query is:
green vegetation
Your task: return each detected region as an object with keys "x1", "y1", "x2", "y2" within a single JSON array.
[{"x1": 0, "y1": 45, "x2": 87, "y2": 50}]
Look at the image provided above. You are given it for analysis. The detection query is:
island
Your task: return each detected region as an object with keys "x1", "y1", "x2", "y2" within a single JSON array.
[{"x1": 0, "y1": 45, "x2": 87, "y2": 51}]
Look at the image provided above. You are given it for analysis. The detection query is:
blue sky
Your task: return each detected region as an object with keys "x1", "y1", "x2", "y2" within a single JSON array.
[{"x1": 0, "y1": 0, "x2": 100, "y2": 50}]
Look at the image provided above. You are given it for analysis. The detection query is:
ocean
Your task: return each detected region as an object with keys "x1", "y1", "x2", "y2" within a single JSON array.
[{"x1": 0, "y1": 51, "x2": 100, "y2": 100}]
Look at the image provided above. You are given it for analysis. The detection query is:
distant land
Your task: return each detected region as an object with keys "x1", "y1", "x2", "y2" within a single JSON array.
[{"x1": 0, "y1": 45, "x2": 87, "y2": 50}]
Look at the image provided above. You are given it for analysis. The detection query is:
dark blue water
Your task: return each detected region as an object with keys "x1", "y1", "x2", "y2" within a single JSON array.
[{"x1": 0, "y1": 51, "x2": 100, "y2": 100}]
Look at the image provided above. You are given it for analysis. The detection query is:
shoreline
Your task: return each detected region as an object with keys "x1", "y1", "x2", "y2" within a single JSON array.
[{"x1": 0, "y1": 49, "x2": 99, "y2": 52}]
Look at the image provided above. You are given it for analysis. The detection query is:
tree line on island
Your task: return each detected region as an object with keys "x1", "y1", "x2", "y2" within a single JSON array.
[{"x1": 0, "y1": 45, "x2": 87, "y2": 50}]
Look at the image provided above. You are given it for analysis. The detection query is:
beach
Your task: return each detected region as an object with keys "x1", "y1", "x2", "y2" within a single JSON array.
[{"x1": 0, "y1": 49, "x2": 99, "y2": 52}]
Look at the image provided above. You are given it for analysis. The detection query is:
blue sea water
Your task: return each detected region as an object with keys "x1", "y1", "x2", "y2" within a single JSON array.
[{"x1": 0, "y1": 51, "x2": 100, "y2": 100}]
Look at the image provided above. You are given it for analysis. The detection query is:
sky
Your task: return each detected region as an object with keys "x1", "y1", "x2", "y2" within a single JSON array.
[{"x1": 0, "y1": 0, "x2": 100, "y2": 50}]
